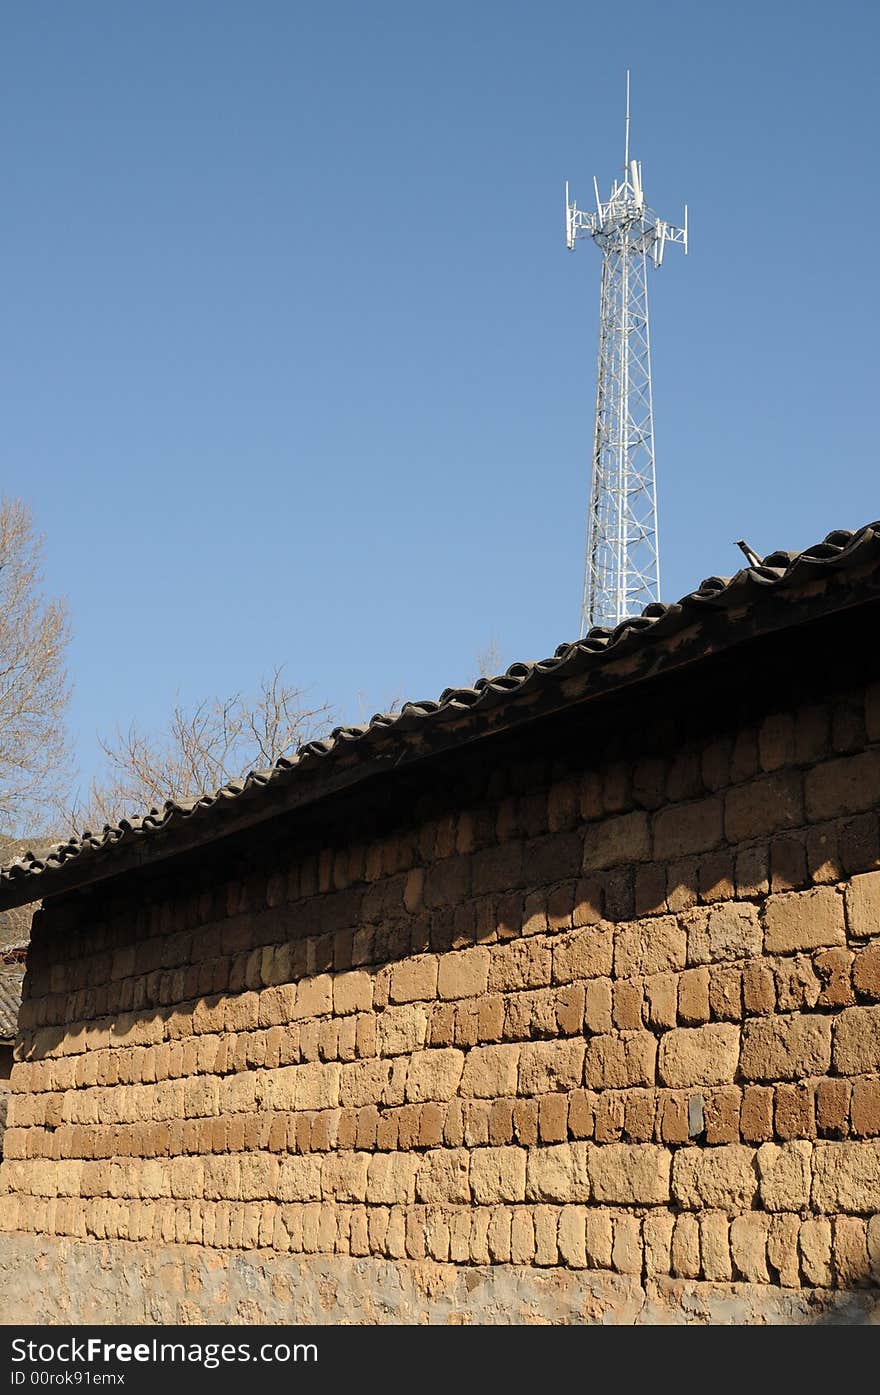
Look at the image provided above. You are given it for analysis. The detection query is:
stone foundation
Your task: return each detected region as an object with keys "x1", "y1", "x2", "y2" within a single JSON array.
[{"x1": 0, "y1": 1233, "x2": 877, "y2": 1325}]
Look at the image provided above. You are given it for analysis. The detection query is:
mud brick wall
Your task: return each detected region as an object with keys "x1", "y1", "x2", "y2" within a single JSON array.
[{"x1": 1, "y1": 624, "x2": 880, "y2": 1312}]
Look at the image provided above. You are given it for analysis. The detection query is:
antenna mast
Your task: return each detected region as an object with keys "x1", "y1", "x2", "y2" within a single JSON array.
[{"x1": 565, "y1": 71, "x2": 687, "y2": 635}]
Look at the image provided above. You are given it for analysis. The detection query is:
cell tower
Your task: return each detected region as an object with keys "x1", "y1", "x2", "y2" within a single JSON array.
[{"x1": 565, "y1": 72, "x2": 687, "y2": 635}]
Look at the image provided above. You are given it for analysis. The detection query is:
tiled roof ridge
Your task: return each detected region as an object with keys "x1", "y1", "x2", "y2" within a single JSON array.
[{"x1": 2, "y1": 519, "x2": 878, "y2": 899}]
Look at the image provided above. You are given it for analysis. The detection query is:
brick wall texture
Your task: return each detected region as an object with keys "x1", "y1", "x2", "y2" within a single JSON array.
[{"x1": 2, "y1": 646, "x2": 880, "y2": 1308}]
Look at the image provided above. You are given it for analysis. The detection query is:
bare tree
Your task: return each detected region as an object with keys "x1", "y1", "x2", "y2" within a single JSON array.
[
  {"x1": 69, "y1": 668, "x2": 333, "y2": 834},
  {"x1": 475, "y1": 638, "x2": 501, "y2": 680},
  {"x1": 0, "y1": 499, "x2": 71, "y2": 833}
]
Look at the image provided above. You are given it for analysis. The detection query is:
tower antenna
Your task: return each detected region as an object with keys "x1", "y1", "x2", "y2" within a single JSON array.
[
  {"x1": 624, "y1": 68, "x2": 630, "y2": 169},
  {"x1": 565, "y1": 73, "x2": 687, "y2": 635}
]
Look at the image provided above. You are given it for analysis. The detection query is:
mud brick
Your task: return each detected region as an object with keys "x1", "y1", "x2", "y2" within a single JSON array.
[
  {"x1": 548, "y1": 779, "x2": 579, "y2": 833},
  {"x1": 396, "y1": 1104, "x2": 422, "y2": 1150},
  {"x1": 512, "y1": 1098, "x2": 539, "y2": 1147},
  {"x1": 654, "y1": 797, "x2": 722, "y2": 861},
  {"x1": 336, "y1": 1110, "x2": 358, "y2": 1150},
  {"x1": 854, "y1": 944, "x2": 880, "y2": 1000},
  {"x1": 770, "y1": 836, "x2": 808, "y2": 893},
  {"x1": 463, "y1": 1101, "x2": 491, "y2": 1148},
  {"x1": 794, "y1": 703, "x2": 830, "y2": 763},
  {"x1": 742, "y1": 962, "x2": 775, "y2": 1016},
  {"x1": 734, "y1": 844, "x2": 769, "y2": 900},
  {"x1": 774, "y1": 1083, "x2": 815, "y2": 1140},
  {"x1": 807, "y1": 752, "x2": 880, "y2": 822},
  {"x1": 444, "y1": 1099, "x2": 465, "y2": 1148},
  {"x1": 774, "y1": 956, "x2": 821, "y2": 1013},
  {"x1": 709, "y1": 964, "x2": 742, "y2": 1022},
  {"x1": 705, "y1": 1087, "x2": 741, "y2": 1145},
  {"x1": 546, "y1": 882, "x2": 575, "y2": 934},
  {"x1": 725, "y1": 772, "x2": 803, "y2": 841},
  {"x1": 666, "y1": 859, "x2": 698, "y2": 913},
  {"x1": 454, "y1": 1002, "x2": 480, "y2": 1049},
  {"x1": 698, "y1": 850, "x2": 735, "y2": 903},
  {"x1": 839, "y1": 813, "x2": 880, "y2": 877},
  {"x1": 555, "y1": 984, "x2": 585, "y2": 1035},
  {"x1": 477, "y1": 994, "x2": 505, "y2": 1043},
  {"x1": 758, "y1": 712, "x2": 795, "y2": 772},
  {"x1": 418, "y1": 1103, "x2": 445, "y2": 1148},
  {"x1": 678, "y1": 967, "x2": 710, "y2": 1026},
  {"x1": 632, "y1": 756, "x2": 667, "y2": 811},
  {"x1": 428, "y1": 1003, "x2": 456, "y2": 1048},
  {"x1": 741, "y1": 1086, "x2": 774, "y2": 1144},
  {"x1": 833, "y1": 1216, "x2": 870, "y2": 1288},
  {"x1": 568, "y1": 1090, "x2": 595, "y2": 1141},
  {"x1": 814, "y1": 948, "x2": 855, "y2": 1008},
  {"x1": 375, "y1": 1113, "x2": 398, "y2": 1152},
  {"x1": 489, "y1": 1098, "x2": 515, "y2": 1146},
  {"x1": 623, "y1": 1090, "x2": 656, "y2": 1143},
  {"x1": 635, "y1": 864, "x2": 667, "y2": 917},
  {"x1": 583, "y1": 813, "x2": 648, "y2": 872},
  {"x1": 832, "y1": 697, "x2": 866, "y2": 753},
  {"x1": 355, "y1": 1107, "x2": 379, "y2": 1151},
  {"x1": 613, "y1": 980, "x2": 643, "y2": 1031},
  {"x1": 850, "y1": 1079, "x2": 880, "y2": 1137},
  {"x1": 594, "y1": 1091, "x2": 625, "y2": 1143},
  {"x1": 450, "y1": 903, "x2": 475, "y2": 952},
  {"x1": 496, "y1": 893, "x2": 523, "y2": 942},
  {"x1": 644, "y1": 973, "x2": 677, "y2": 1031},
  {"x1": 538, "y1": 1094, "x2": 569, "y2": 1144},
  {"x1": 815, "y1": 1078, "x2": 851, "y2": 1138},
  {"x1": 666, "y1": 750, "x2": 703, "y2": 803},
  {"x1": 604, "y1": 868, "x2": 634, "y2": 923}
]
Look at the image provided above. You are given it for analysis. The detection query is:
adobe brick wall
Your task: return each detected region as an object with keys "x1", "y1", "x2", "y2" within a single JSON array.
[{"x1": 1, "y1": 627, "x2": 879, "y2": 1321}]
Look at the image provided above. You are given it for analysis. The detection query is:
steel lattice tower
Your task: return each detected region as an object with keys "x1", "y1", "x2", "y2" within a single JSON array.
[{"x1": 565, "y1": 74, "x2": 687, "y2": 635}]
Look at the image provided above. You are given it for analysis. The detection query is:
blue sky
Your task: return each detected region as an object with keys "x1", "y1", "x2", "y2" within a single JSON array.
[{"x1": 2, "y1": 1, "x2": 878, "y2": 802}]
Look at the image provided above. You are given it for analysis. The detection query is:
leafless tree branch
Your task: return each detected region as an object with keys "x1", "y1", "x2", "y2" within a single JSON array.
[
  {"x1": 0, "y1": 498, "x2": 72, "y2": 833},
  {"x1": 66, "y1": 667, "x2": 333, "y2": 835}
]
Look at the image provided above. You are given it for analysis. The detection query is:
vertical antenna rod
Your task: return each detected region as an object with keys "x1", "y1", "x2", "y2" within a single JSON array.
[
  {"x1": 565, "y1": 73, "x2": 687, "y2": 636},
  {"x1": 624, "y1": 68, "x2": 630, "y2": 169}
]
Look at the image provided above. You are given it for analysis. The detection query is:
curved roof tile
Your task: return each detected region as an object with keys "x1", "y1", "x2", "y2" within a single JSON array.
[{"x1": 1, "y1": 520, "x2": 878, "y2": 902}]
